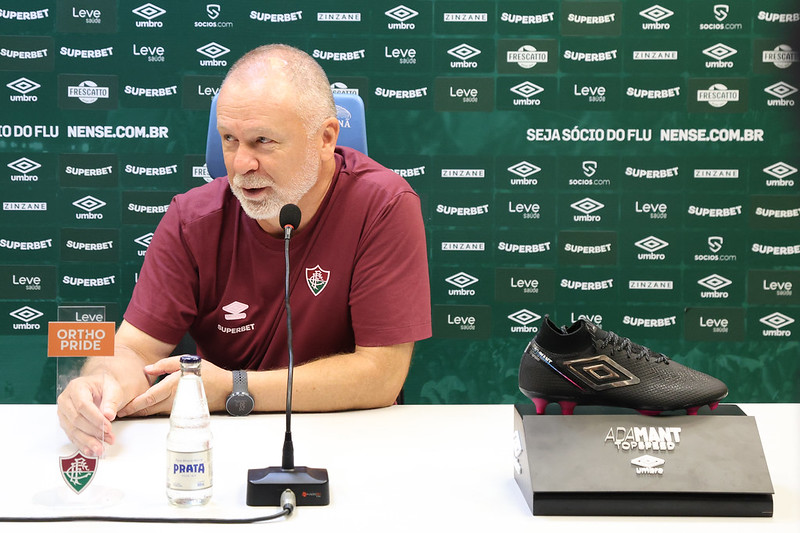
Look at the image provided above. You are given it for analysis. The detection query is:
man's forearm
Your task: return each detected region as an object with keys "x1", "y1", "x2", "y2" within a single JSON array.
[{"x1": 208, "y1": 343, "x2": 413, "y2": 413}]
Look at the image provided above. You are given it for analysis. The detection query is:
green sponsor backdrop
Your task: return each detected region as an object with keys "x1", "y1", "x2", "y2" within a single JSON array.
[{"x1": 0, "y1": 0, "x2": 798, "y2": 406}]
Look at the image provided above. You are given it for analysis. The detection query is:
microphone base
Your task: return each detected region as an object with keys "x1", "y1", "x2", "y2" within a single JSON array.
[{"x1": 246, "y1": 466, "x2": 330, "y2": 507}]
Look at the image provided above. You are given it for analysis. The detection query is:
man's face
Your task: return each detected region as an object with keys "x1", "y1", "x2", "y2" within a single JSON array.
[{"x1": 216, "y1": 79, "x2": 321, "y2": 221}]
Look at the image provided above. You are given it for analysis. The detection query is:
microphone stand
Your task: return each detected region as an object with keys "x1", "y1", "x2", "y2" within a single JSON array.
[{"x1": 246, "y1": 207, "x2": 330, "y2": 507}]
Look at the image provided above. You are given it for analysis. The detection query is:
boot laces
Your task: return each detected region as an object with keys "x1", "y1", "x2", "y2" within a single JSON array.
[{"x1": 598, "y1": 331, "x2": 669, "y2": 364}]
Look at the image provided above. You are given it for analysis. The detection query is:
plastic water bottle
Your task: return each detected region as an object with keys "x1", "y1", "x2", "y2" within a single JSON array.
[{"x1": 166, "y1": 355, "x2": 213, "y2": 506}]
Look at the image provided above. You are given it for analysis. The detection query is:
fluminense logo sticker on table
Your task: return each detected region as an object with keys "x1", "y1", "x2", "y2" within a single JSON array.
[{"x1": 60, "y1": 451, "x2": 98, "y2": 494}]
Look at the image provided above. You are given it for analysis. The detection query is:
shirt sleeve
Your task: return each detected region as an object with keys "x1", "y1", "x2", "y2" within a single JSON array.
[
  {"x1": 348, "y1": 190, "x2": 432, "y2": 347},
  {"x1": 123, "y1": 197, "x2": 200, "y2": 345}
]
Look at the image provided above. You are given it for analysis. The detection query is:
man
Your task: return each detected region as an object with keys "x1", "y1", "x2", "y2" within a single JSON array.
[{"x1": 57, "y1": 44, "x2": 432, "y2": 457}]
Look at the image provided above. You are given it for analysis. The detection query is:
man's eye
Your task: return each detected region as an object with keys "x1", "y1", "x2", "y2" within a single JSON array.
[
  {"x1": 223, "y1": 134, "x2": 235, "y2": 142},
  {"x1": 257, "y1": 137, "x2": 272, "y2": 144}
]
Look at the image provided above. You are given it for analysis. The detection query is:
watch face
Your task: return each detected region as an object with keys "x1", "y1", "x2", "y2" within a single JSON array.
[{"x1": 226, "y1": 393, "x2": 254, "y2": 416}]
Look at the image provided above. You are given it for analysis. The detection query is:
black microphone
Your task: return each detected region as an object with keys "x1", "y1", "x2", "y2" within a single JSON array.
[
  {"x1": 279, "y1": 203, "x2": 301, "y2": 240},
  {"x1": 246, "y1": 204, "x2": 330, "y2": 507}
]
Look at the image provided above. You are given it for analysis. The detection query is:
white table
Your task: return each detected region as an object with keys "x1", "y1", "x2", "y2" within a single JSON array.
[{"x1": 2, "y1": 404, "x2": 798, "y2": 532}]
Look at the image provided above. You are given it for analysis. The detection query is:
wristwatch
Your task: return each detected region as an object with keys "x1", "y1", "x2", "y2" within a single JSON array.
[{"x1": 225, "y1": 370, "x2": 255, "y2": 416}]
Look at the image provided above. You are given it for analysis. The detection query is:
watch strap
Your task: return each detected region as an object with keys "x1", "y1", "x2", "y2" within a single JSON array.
[{"x1": 232, "y1": 369, "x2": 248, "y2": 394}]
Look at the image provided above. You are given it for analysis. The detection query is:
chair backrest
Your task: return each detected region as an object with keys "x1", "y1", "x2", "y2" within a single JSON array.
[{"x1": 205, "y1": 92, "x2": 367, "y2": 179}]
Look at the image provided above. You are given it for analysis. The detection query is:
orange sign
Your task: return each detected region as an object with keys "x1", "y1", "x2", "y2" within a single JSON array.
[{"x1": 47, "y1": 322, "x2": 115, "y2": 357}]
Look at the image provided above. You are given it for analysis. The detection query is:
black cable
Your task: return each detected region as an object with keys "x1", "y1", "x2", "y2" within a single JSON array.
[
  {"x1": 0, "y1": 508, "x2": 291, "y2": 523},
  {"x1": 1, "y1": 488, "x2": 296, "y2": 523}
]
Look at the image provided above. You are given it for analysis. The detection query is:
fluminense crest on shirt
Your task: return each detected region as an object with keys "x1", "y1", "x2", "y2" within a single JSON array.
[
  {"x1": 305, "y1": 265, "x2": 330, "y2": 296},
  {"x1": 59, "y1": 451, "x2": 98, "y2": 494}
]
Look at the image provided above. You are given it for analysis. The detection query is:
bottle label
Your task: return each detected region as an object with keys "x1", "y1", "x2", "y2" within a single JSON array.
[{"x1": 167, "y1": 449, "x2": 212, "y2": 490}]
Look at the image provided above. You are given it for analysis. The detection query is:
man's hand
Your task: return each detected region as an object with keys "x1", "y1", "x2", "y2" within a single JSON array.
[
  {"x1": 57, "y1": 373, "x2": 124, "y2": 457},
  {"x1": 118, "y1": 356, "x2": 231, "y2": 417}
]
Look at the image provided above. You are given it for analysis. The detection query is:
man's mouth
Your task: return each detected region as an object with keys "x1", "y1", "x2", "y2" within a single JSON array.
[{"x1": 241, "y1": 185, "x2": 269, "y2": 199}]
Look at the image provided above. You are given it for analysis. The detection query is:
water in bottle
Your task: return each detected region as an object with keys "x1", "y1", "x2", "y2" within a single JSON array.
[{"x1": 166, "y1": 355, "x2": 213, "y2": 506}]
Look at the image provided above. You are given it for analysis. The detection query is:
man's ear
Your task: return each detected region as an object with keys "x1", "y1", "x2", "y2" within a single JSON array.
[{"x1": 318, "y1": 116, "x2": 340, "y2": 161}]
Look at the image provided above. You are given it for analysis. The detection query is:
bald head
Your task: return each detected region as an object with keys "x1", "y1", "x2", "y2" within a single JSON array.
[{"x1": 221, "y1": 44, "x2": 337, "y2": 133}]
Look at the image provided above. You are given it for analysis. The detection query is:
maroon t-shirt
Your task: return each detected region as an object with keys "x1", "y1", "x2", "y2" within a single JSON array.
[{"x1": 124, "y1": 147, "x2": 432, "y2": 370}]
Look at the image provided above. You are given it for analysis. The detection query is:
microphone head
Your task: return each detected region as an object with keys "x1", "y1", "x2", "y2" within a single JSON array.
[{"x1": 279, "y1": 204, "x2": 302, "y2": 230}]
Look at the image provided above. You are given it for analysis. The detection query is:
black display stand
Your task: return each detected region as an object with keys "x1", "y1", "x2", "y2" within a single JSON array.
[{"x1": 513, "y1": 403, "x2": 774, "y2": 517}]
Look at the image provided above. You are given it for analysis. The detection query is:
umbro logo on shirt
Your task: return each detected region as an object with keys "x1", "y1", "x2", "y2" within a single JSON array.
[{"x1": 222, "y1": 301, "x2": 248, "y2": 320}]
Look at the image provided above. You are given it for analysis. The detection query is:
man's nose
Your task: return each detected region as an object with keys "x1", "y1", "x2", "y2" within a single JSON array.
[{"x1": 229, "y1": 145, "x2": 258, "y2": 176}]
